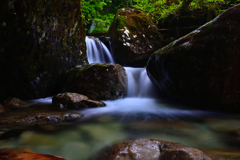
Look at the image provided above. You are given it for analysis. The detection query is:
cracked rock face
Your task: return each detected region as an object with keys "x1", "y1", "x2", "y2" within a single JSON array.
[{"x1": 102, "y1": 138, "x2": 212, "y2": 160}]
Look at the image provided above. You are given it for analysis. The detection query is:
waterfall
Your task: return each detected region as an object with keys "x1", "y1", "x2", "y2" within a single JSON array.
[
  {"x1": 125, "y1": 67, "x2": 159, "y2": 98},
  {"x1": 86, "y1": 36, "x2": 115, "y2": 63},
  {"x1": 86, "y1": 36, "x2": 158, "y2": 98}
]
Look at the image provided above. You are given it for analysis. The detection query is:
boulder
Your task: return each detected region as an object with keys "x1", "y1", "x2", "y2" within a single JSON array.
[
  {"x1": 63, "y1": 64, "x2": 127, "y2": 100},
  {"x1": 95, "y1": 138, "x2": 212, "y2": 160},
  {"x1": 0, "y1": 0, "x2": 87, "y2": 101},
  {"x1": 108, "y1": 8, "x2": 162, "y2": 66},
  {"x1": 52, "y1": 92, "x2": 106, "y2": 108},
  {"x1": 3, "y1": 97, "x2": 33, "y2": 109},
  {"x1": 147, "y1": 4, "x2": 240, "y2": 111},
  {"x1": 0, "y1": 148, "x2": 65, "y2": 160}
]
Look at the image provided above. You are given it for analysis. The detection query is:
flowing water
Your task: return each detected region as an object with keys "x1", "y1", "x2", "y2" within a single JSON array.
[{"x1": 0, "y1": 36, "x2": 239, "y2": 160}]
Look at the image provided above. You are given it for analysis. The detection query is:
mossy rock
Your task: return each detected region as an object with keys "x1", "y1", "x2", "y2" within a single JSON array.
[
  {"x1": 0, "y1": 0, "x2": 87, "y2": 101},
  {"x1": 108, "y1": 8, "x2": 163, "y2": 66},
  {"x1": 147, "y1": 4, "x2": 240, "y2": 112},
  {"x1": 63, "y1": 64, "x2": 127, "y2": 100}
]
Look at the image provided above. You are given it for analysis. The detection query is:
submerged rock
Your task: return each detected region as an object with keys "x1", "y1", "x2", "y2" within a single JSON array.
[
  {"x1": 95, "y1": 138, "x2": 212, "y2": 160},
  {"x1": 3, "y1": 97, "x2": 33, "y2": 109},
  {"x1": 63, "y1": 64, "x2": 127, "y2": 100},
  {"x1": 147, "y1": 4, "x2": 240, "y2": 111},
  {"x1": 108, "y1": 8, "x2": 162, "y2": 66},
  {"x1": 0, "y1": 105, "x2": 82, "y2": 125},
  {"x1": 0, "y1": 148, "x2": 66, "y2": 160},
  {"x1": 52, "y1": 92, "x2": 106, "y2": 108}
]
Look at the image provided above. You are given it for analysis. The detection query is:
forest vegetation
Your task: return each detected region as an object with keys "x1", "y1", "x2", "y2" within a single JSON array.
[{"x1": 82, "y1": 0, "x2": 240, "y2": 34}]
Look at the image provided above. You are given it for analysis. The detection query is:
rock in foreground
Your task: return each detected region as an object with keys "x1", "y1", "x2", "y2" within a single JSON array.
[
  {"x1": 94, "y1": 138, "x2": 212, "y2": 160},
  {"x1": 63, "y1": 64, "x2": 127, "y2": 100},
  {"x1": 147, "y1": 4, "x2": 240, "y2": 111},
  {"x1": 52, "y1": 92, "x2": 106, "y2": 108},
  {"x1": 108, "y1": 8, "x2": 162, "y2": 66},
  {"x1": 0, "y1": 148, "x2": 66, "y2": 160}
]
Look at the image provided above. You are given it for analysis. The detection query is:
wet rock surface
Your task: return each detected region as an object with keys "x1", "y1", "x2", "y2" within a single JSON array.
[
  {"x1": 52, "y1": 92, "x2": 106, "y2": 108},
  {"x1": 147, "y1": 4, "x2": 240, "y2": 111},
  {"x1": 63, "y1": 64, "x2": 127, "y2": 100},
  {"x1": 3, "y1": 97, "x2": 33, "y2": 109},
  {"x1": 96, "y1": 138, "x2": 212, "y2": 160},
  {"x1": 108, "y1": 8, "x2": 162, "y2": 66},
  {"x1": 0, "y1": 148, "x2": 66, "y2": 160},
  {"x1": 0, "y1": 105, "x2": 82, "y2": 125}
]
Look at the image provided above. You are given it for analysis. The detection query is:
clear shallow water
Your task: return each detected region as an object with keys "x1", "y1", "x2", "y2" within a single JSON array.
[{"x1": 1, "y1": 97, "x2": 239, "y2": 160}]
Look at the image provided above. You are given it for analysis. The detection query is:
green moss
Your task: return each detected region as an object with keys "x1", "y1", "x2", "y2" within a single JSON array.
[{"x1": 115, "y1": 16, "x2": 127, "y2": 29}]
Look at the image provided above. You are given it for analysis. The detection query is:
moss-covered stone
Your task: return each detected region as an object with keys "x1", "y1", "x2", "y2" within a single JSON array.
[
  {"x1": 147, "y1": 4, "x2": 240, "y2": 112},
  {"x1": 63, "y1": 64, "x2": 127, "y2": 100},
  {"x1": 108, "y1": 8, "x2": 163, "y2": 66},
  {"x1": 0, "y1": 0, "x2": 87, "y2": 101}
]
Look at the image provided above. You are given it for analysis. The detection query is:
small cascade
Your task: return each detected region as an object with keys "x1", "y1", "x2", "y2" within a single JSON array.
[
  {"x1": 86, "y1": 36, "x2": 114, "y2": 63},
  {"x1": 125, "y1": 67, "x2": 159, "y2": 98},
  {"x1": 85, "y1": 36, "x2": 159, "y2": 98}
]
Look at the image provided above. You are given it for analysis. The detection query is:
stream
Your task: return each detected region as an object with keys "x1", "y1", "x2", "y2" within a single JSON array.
[{"x1": 0, "y1": 36, "x2": 239, "y2": 160}]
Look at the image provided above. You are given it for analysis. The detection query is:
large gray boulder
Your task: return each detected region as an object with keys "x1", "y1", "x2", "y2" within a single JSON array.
[
  {"x1": 147, "y1": 4, "x2": 240, "y2": 112},
  {"x1": 108, "y1": 8, "x2": 162, "y2": 66}
]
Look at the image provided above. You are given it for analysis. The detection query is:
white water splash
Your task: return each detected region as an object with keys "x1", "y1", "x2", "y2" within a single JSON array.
[
  {"x1": 80, "y1": 98, "x2": 215, "y2": 120},
  {"x1": 125, "y1": 67, "x2": 160, "y2": 98}
]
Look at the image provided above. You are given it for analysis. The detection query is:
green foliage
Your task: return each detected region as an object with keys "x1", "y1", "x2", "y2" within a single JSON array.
[
  {"x1": 82, "y1": 0, "x2": 115, "y2": 33},
  {"x1": 132, "y1": 0, "x2": 240, "y2": 22},
  {"x1": 81, "y1": 0, "x2": 240, "y2": 33},
  {"x1": 91, "y1": 14, "x2": 115, "y2": 33}
]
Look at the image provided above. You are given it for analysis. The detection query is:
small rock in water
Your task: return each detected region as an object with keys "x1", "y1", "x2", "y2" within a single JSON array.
[
  {"x1": 3, "y1": 97, "x2": 33, "y2": 109},
  {"x1": 52, "y1": 92, "x2": 106, "y2": 109}
]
